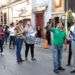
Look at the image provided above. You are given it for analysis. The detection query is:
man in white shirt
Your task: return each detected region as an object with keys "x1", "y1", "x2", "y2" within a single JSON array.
[{"x1": 8, "y1": 22, "x2": 16, "y2": 49}]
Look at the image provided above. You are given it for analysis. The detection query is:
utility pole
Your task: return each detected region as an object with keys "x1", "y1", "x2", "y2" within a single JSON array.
[{"x1": 65, "y1": 0, "x2": 68, "y2": 34}]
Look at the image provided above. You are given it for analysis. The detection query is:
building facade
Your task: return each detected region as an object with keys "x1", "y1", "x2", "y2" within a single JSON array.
[
  {"x1": 52, "y1": 0, "x2": 65, "y2": 18},
  {"x1": 32, "y1": 0, "x2": 52, "y2": 37},
  {"x1": 0, "y1": 0, "x2": 31, "y2": 25},
  {"x1": 65, "y1": 0, "x2": 75, "y2": 12},
  {"x1": 0, "y1": 0, "x2": 53, "y2": 37}
]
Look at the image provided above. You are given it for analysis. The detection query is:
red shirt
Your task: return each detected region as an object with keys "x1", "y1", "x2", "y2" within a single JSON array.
[{"x1": 0, "y1": 27, "x2": 5, "y2": 40}]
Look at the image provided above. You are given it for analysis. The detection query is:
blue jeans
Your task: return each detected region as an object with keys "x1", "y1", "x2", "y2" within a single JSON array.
[
  {"x1": 16, "y1": 37, "x2": 23, "y2": 61},
  {"x1": 52, "y1": 45, "x2": 63, "y2": 70}
]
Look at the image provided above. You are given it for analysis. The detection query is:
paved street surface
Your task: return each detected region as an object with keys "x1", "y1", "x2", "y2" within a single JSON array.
[{"x1": 0, "y1": 43, "x2": 74, "y2": 75}]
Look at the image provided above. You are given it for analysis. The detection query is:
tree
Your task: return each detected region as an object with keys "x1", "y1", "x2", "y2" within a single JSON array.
[{"x1": 67, "y1": 10, "x2": 74, "y2": 29}]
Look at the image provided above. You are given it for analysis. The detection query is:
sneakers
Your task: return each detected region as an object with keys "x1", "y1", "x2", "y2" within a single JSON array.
[
  {"x1": 31, "y1": 58, "x2": 36, "y2": 61},
  {"x1": 25, "y1": 57, "x2": 36, "y2": 61},
  {"x1": 66, "y1": 64, "x2": 71, "y2": 66},
  {"x1": 58, "y1": 67, "x2": 65, "y2": 71},
  {"x1": 70, "y1": 70, "x2": 75, "y2": 73},
  {"x1": 53, "y1": 67, "x2": 65, "y2": 74},
  {"x1": 0, "y1": 52, "x2": 4, "y2": 56},
  {"x1": 54, "y1": 70, "x2": 59, "y2": 73},
  {"x1": 17, "y1": 59, "x2": 24, "y2": 64}
]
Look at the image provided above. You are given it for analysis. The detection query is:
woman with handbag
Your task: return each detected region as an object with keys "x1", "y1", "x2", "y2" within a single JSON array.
[{"x1": 24, "y1": 21, "x2": 36, "y2": 61}]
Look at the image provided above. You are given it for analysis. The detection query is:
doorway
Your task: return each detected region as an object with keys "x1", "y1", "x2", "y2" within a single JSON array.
[{"x1": 35, "y1": 12, "x2": 44, "y2": 38}]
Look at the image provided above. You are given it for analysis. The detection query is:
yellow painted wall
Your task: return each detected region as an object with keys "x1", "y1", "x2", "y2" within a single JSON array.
[{"x1": 52, "y1": 0, "x2": 64, "y2": 13}]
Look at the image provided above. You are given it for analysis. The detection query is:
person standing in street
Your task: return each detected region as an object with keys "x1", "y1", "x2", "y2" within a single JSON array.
[
  {"x1": 8, "y1": 23, "x2": 16, "y2": 49},
  {"x1": 66, "y1": 30, "x2": 72, "y2": 66},
  {"x1": 0, "y1": 25, "x2": 5, "y2": 55},
  {"x1": 4, "y1": 25, "x2": 9, "y2": 45},
  {"x1": 49, "y1": 17, "x2": 66, "y2": 73},
  {"x1": 24, "y1": 21, "x2": 36, "y2": 61},
  {"x1": 45, "y1": 21, "x2": 52, "y2": 48},
  {"x1": 15, "y1": 21, "x2": 25, "y2": 63}
]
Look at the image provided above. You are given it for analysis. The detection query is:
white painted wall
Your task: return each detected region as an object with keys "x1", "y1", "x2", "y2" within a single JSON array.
[
  {"x1": 8, "y1": 7, "x2": 13, "y2": 25},
  {"x1": 44, "y1": 0, "x2": 52, "y2": 27},
  {"x1": 31, "y1": 11, "x2": 35, "y2": 26}
]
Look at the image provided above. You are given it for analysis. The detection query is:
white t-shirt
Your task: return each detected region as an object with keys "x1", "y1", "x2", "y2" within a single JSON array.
[
  {"x1": 24, "y1": 25, "x2": 36, "y2": 44},
  {"x1": 70, "y1": 25, "x2": 75, "y2": 32},
  {"x1": 9, "y1": 27, "x2": 16, "y2": 36},
  {"x1": 25, "y1": 25, "x2": 36, "y2": 37},
  {"x1": 70, "y1": 25, "x2": 75, "y2": 40}
]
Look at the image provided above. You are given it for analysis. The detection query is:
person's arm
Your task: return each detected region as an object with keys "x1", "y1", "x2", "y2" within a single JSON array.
[
  {"x1": 64, "y1": 32, "x2": 67, "y2": 50},
  {"x1": 15, "y1": 26, "x2": 23, "y2": 35},
  {"x1": 33, "y1": 26, "x2": 37, "y2": 36},
  {"x1": 46, "y1": 23, "x2": 55, "y2": 33},
  {"x1": 64, "y1": 39, "x2": 67, "y2": 51}
]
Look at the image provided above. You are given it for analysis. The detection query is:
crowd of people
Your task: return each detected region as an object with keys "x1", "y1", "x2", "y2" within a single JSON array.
[
  {"x1": 0, "y1": 20, "x2": 37, "y2": 63},
  {"x1": 0, "y1": 17, "x2": 75, "y2": 74}
]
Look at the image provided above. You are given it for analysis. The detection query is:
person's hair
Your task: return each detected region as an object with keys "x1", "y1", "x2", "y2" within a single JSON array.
[
  {"x1": 54, "y1": 17, "x2": 59, "y2": 25},
  {"x1": 19, "y1": 20, "x2": 23, "y2": 24},
  {"x1": 10, "y1": 22, "x2": 14, "y2": 26},
  {"x1": 48, "y1": 19, "x2": 52, "y2": 24},
  {"x1": 0, "y1": 25, "x2": 2, "y2": 27}
]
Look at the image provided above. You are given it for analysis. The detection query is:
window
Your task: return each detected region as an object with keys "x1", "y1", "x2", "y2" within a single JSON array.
[{"x1": 54, "y1": 0, "x2": 61, "y2": 8}]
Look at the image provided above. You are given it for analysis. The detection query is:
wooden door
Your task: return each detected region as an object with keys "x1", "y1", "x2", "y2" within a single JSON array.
[{"x1": 35, "y1": 12, "x2": 44, "y2": 38}]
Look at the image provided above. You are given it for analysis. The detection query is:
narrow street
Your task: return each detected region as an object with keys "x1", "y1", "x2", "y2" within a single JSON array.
[
  {"x1": 0, "y1": 43, "x2": 73, "y2": 75},
  {"x1": 0, "y1": 0, "x2": 75, "y2": 75}
]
